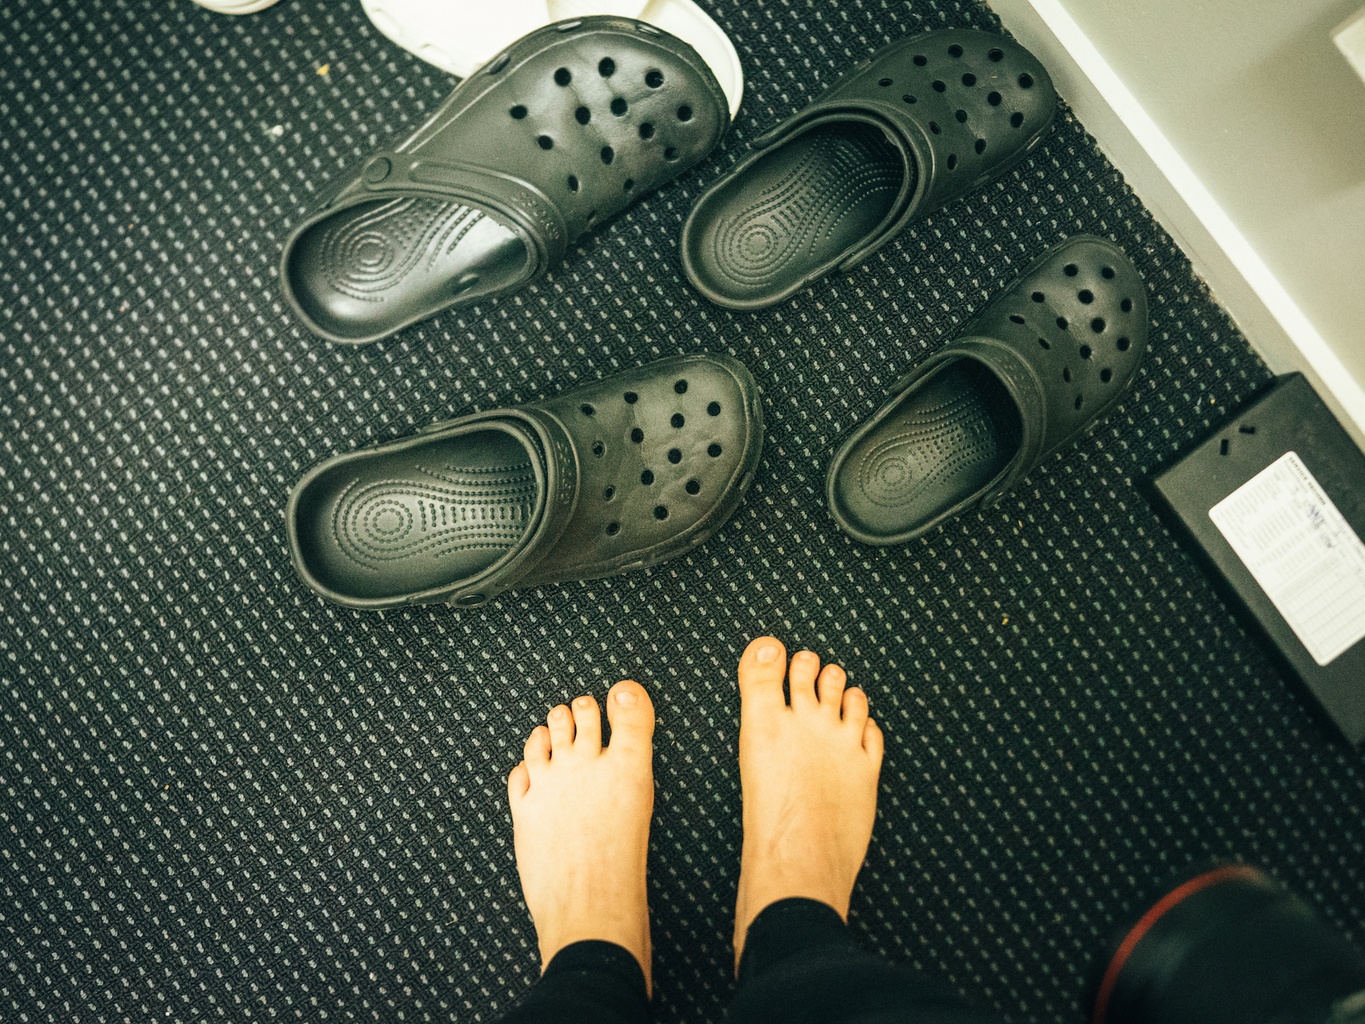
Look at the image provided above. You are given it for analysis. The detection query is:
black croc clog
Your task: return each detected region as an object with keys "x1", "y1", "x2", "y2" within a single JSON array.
[
  {"x1": 287, "y1": 354, "x2": 763, "y2": 608},
  {"x1": 281, "y1": 17, "x2": 729, "y2": 344},
  {"x1": 682, "y1": 28, "x2": 1055, "y2": 310},
  {"x1": 826, "y1": 236, "x2": 1148, "y2": 546}
]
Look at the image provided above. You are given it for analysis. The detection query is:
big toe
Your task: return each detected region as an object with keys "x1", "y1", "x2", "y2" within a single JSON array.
[
  {"x1": 605, "y1": 679, "x2": 655, "y2": 757},
  {"x1": 738, "y1": 636, "x2": 788, "y2": 712}
]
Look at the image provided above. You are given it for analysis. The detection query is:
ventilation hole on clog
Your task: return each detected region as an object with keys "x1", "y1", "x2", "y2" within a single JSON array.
[
  {"x1": 975, "y1": 138, "x2": 986, "y2": 154},
  {"x1": 948, "y1": 44, "x2": 964, "y2": 58},
  {"x1": 1031, "y1": 291, "x2": 1045, "y2": 302},
  {"x1": 592, "y1": 440, "x2": 606, "y2": 457},
  {"x1": 1078, "y1": 289, "x2": 1094, "y2": 303},
  {"x1": 1063, "y1": 367, "x2": 1072, "y2": 383},
  {"x1": 599, "y1": 57, "x2": 616, "y2": 77},
  {"x1": 606, "y1": 521, "x2": 621, "y2": 536},
  {"x1": 903, "y1": 94, "x2": 917, "y2": 104},
  {"x1": 575, "y1": 106, "x2": 591, "y2": 125},
  {"x1": 1010, "y1": 112, "x2": 1025, "y2": 128},
  {"x1": 604, "y1": 485, "x2": 615, "y2": 500},
  {"x1": 1121, "y1": 298, "x2": 1133, "y2": 313},
  {"x1": 707, "y1": 401, "x2": 721, "y2": 416},
  {"x1": 947, "y1": 154, "x2": 958, "y2": 170},
  {"x1": 1100, "y1": 368, "x2": 1113, "y2": 383},
  {"x1": 879, "y1": 77, "x2": 893, "y2": 87},
  {"x1": 932, "y1": 80, "x2": 946, "y2": 93},
  {"x1": 580, "y1": 403, "x2": 595, "y2": 416},
  {"x1": 989, "y1": 47, "x2": 1005, "y2": 61},
  {"x1": 586, "y1": 210, "x2": 597, "y2": 223},
  {"x1": 685, "y1": 479, "x2": 701, "y2": 495},
  {"x1": 1037, "y1": 336, "x2": 1051, "y2": 350},
  {"x1": 1057, "y1": 316, "x2": 1069, "y2": 330},
  {"x1": 962, "y1": 72, "x2": 977, "y2": 86},
  {"x1": 929, "y1": 120, "x2": 941, "y2": 134},
  {"x1": 677, "y1": 104, "x2": 693, "y2": 121},
  {"x1": 567, "y1": 175, "x2": 579, "y2": 192},
  {"x1": 601, "y1": 146, "x2": 614, "y2": 164},
  {"x1": 707, "y1": 443, "x2": 722, "y2": 457},
  {"x1": 670, "y1": 413, "x2": 685, "y2": 428},
  {"x1": 611, "y1": 97, "x2": 628, "y2": 116},
  {"x1": 668, "y1": 448, "x2": 682, "y2": 464},
  {"x1": 623, "y1": 179, "x2": 634, "y2": 192},
  {"x1": 913, "y1": 54, "x2": 928, "y2": 66},
  {"x1": 1101, "y1": 266, "x2": 1116, "y2": 279},
  {"x1": 674, "y1": 379, "x2": 688, "y2": 394},
  {"x1": 645, "y1": 69, "x2": 664, "y2": 88},
  {"x1": 654, "y1": 505, "x2": 669, "y2": 520},
  {"x1": 631, "y1": 427, "x2": 644, "y2": 443},
  {"x1": 1117, "y1": 336, "x2": 1132, "y2": 351},
  {"x1": 554, "y1": 67, "x2": 572, "y2": 86},
  {"x1": 1091, "y1": 317, "x2": 1106, "y2": 333},
  {"x1": 1079, "y1": 344, "x2": 1092, "y2": 359},
  {"x1": 664, "y1": 146, "x2": 680, "y2": 160},
  {"x1": 1018, "y1": 72, "x2": 1034, "y2": 89},
  {"x1": 955, "y1": 109, "x2": 968, "y2": 123},
  {"x1": 639, "y1": 122, "x2": 655, "y2": 139},
  {"x1": 1064, "y1": 263, "x2": 1079, "y2": 276},
  {"x1": 640, "y1": 469, "x2": 654, "y2": 485},
  {"x1": 1009, "y1": 313, "x2": 1025, "y2": 324},
  {"x1": 510, "y1": 104, "x2": 528, "y2": 119},
  {"x1": 988, "y1": 91, "x2": 1002, "y2": 106},
  {"x1": 1074, "y1": 395, "x2": 1084, "y2": 410},
  {"x1": 624, "y1": 391, "x2": 639, "y2": 404},
  {"x1": 537, "y1": 135, "x2": 554, "y2": 150}
]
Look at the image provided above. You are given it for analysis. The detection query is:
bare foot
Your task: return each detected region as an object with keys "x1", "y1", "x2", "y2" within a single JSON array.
[
  {"x1": 507, "y1": 680, "x2": 656, "y2": 992},
  {"x1": 732, "y1": 636, "x2": 884, "y2": 971}
]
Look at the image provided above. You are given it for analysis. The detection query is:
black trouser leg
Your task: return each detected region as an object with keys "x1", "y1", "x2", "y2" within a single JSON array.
[
  {"x1": 494, "y1": 940, "x2": 651, "y2": 1024},
  {"x1": 727, "y1": 898, "x2": 1002, "y2": 1024}
]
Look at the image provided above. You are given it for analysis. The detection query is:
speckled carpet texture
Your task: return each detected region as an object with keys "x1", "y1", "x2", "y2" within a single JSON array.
[{"x1": 1, "y1": 0, "x2": 1361, "y2": 1021}]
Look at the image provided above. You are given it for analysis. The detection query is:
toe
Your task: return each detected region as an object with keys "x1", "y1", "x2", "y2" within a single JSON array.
[
  {"x1": 737, "y1": 636, "x2": 788, "y2": 714},
  {"x1": 524, "y1": 725, "x2": 551, "y2": 769},
  {"x1": 816, "y1": 662, "x2": 846, "y2": 710},
  {"x1": 787, "y1": 650, "x2": 821, "y2": 707},
  {"x1": 863, "y1": 718, "x2": 884, "y2": 762},
  {"x1": 571, "y1": 694, "x2": 602, "y2": 751},
  {"x1": 546, "y1": 704, "x2": 575, "y2": 753},
  {"x1": 507, "y1": 760, "x2": 531, "y2": 802},
  {"x1": 840, "y1": 686, "x2": 869, "y2": 730},
  {"x1": 605, "y1": 679, "x2": 655, "y2": 758}
]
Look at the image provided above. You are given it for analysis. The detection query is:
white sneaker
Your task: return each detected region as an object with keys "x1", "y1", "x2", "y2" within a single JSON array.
[
  {"x1": 189, "y1": 0, "x2": 284, "y2": 13},
  {"x1": 359, "y1": 0, "x2": 743, "y2": 117}
]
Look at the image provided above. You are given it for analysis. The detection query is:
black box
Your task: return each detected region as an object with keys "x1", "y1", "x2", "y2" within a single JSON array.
[{"x1": 1152, "y1": 374, "x2": 1365, "y2": 743}]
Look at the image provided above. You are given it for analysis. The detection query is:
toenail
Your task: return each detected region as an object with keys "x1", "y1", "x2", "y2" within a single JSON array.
[
  {"x1": 551, "y1": 706, "x2": 568, "y2": 719},
  {"x1": 756, "y1": 643, "x2": 780, "y2": 663},
  {"x1": 614, "y1": 688, "x2": 638, "y2": 705},
  {"x1": 574, "y1": 695, "x2": 593, "y2": 708}
]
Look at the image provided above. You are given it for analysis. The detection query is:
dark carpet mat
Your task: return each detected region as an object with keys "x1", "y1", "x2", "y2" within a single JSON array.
[{"x1": 1, "y1": 0, "x2": 1361, "y2": 1021}]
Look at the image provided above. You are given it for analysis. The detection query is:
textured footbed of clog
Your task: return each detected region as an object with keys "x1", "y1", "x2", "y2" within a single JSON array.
[
  {"x1": 285, "y1": 21, "x2": 724, "y2": 342},
  {"x1": 292, "y1": 427, "x2": 541, "y2": 602},
  {"x1": 284, "y1": 198, "x2": 528, "y2": 343},
  {"x1": 682, "y1": 123, "x2": 907, "y2": 307},
  {"x1": 831, "y1": 361, "x2": 1022, "y2": 540}
]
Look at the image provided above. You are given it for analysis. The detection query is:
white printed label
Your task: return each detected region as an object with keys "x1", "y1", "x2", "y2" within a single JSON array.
[{"x1": 1209, "y1": 451, "x2": 1365, "y2": 666}]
